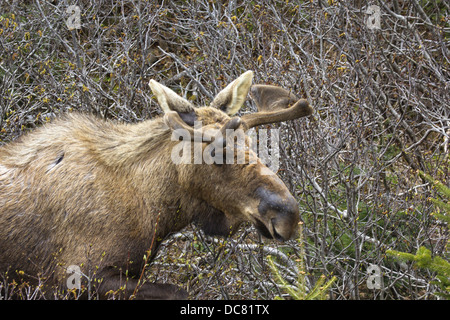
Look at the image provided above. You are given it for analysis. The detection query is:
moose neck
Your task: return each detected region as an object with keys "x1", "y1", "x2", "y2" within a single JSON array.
[
  {"x1": 88, "y1": 116, "x2": 226, "y2": 247},
  {"x1": 101, "y1": 118, "x2": 200, "y2": 235}
]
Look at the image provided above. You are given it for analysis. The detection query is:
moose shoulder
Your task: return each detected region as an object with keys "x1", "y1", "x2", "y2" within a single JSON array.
[{"x1": 0, "y1": 71, "x2": 313, "y2": 299}]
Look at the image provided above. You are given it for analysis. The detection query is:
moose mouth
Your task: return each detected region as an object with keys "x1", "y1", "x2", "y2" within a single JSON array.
[{"x1": 253, "y1": 218, "x2": 285, "y2": 242}]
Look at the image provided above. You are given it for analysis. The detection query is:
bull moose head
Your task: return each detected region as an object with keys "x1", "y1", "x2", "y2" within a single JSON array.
[{"x1": 149, "y1": 71, "x2": 313, "y2": 241}]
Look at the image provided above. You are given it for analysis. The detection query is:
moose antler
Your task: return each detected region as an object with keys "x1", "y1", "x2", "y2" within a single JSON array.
[
  {"x1": 164, "y1": 84, "x2": 312, "y2": 144},
  {"x1": 241, "y1": 85, "x2": 313, "y2": 129},
  {"x1": 164, "y1": 111, "x2": 242, "y2": 147}
]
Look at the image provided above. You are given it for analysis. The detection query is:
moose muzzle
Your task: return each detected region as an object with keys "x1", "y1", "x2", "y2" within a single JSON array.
[{"x1": 254, "y1": 187, "x2": 300, "y2": 242}]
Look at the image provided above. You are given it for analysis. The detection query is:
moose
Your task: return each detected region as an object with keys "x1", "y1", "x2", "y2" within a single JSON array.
[{"x1": 0, "y1": 71, "x2": 313, "y2": 299}]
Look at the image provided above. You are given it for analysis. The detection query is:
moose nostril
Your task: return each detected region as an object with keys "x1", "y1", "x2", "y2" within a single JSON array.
[
  {"x1": 257, "y1": 189, "x2": 299, "y2": 217},
  {"x1": 258, "y1": 197, "x2": 299, "y2": 216}
]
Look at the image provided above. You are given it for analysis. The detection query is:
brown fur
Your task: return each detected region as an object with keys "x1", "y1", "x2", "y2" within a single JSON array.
[{"x1": 0, "y1": 73, "x2": 304, "y2": 299}]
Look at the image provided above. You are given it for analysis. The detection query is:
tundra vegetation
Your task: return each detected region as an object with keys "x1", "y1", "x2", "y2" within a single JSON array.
[{"x1": 0, "y1": 0, "x2": 448, "y2": 299}]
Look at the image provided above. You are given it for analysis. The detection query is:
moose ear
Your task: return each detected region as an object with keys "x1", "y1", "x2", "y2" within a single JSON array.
[
  {"x1": 210, "y1": 70, "x2": 253, "y2": 116},
  {"x1": 149, "y1": 80, "x2": 195, "y2": 114}
]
